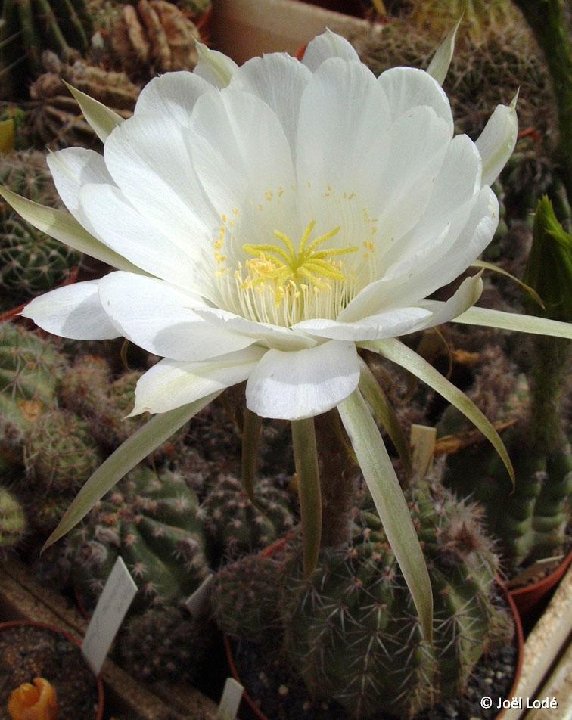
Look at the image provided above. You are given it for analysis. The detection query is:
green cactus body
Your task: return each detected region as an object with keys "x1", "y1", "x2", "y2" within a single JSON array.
[
  {"x1": 283, "y1": 481, "x2": 513, "y2": 719},
  {"x1": 201, "y1": 474, "x2": 295, "y2": 559},
  {"x1": 23, "y1": 409, "x2": 103, "y2": 494},
  {"x1": 118, "y1": 606, "x2": 214, "y2": 682},
  {"x1": 212, "y1": 554, "x2": 284, "y2": 644},
  {"x1": 0, "y1": 322, "x2": 67, "y2": 474},
  {"x1": 0, "y1": 152, "x2": 80, "y2": 305},
  {"x1": 67, "y1": 467, "x2": 210, "y2": 610},
  {"x1": 0, "y1": 0, "x2": 93, "y2": 98},
  {"x1": 0, "y1": 487, "x2": 26, "y2": 549}
]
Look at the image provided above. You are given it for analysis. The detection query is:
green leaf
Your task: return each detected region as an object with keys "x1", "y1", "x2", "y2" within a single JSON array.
[
  {"x1": 426, "y1": 19, "x2": 460, "y2": 85},
  {"x1": 43, "y1": 393, "x2": 219, "y2": 549},
  {"x1": 64, "y1": 81, "x2": 124, "y2": 142},
  {"x1": 291, "y1": 417, "x2": 322, "y2": 578},
  {"x1": 358, "y1": 361, "x2": 412, "y2": 476},
  {"x1": 337, "y1": 389, "x2": 433, "y2": 642},
  {"x1": 364, "y1": 338, "x2": 514, "y2": 483},
  {"x1": 0, "y1": 186, "x2": 142, "y2": 273},
  {"x1": 453, "y1": 305, "x2": 572, "y2": 339}
]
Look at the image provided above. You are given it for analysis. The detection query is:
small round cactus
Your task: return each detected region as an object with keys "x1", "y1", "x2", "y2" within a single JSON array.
[
  {"x1": 23, "y1": 409, "x2": 103, "y2": 494},
  {"x1": 66, "y1": 467, "x2": 211, "y2": 611},
  {"x1": 0, "y1": 487, "x2": 25, "y2": 550},
  {"x1": 0, "y1": 152, "x2": 80, "y2": 306},
  {"x1": 282, "y1": 479, "x2": 514, "y2": 719},
  {"x1": 201, "y1": 474, "x2": 295, "y2": 560},
  {"x1": 212, "y1": 554, "x2": 284, "y2": 644},
  {"x1": 118, "y1": 605, "x2": 215, "y2": 683}
]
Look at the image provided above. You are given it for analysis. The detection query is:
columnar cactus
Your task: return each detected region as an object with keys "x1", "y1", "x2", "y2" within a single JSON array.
[
  {"x1": 66, "y1": 467, "x2": 210, "y2": 610},
  {"x1": 200, "y1": 474, "x2": 295, "y2": 559},
  {"x1": 0, "y1": 487, "x2": 26, "y2": 550},
  {"x1": 0, "y1": 152, "x2": 80, "y2": 306},
  {"x1": 282, "y1": 479, "x2": 513, "y2": 719},
  {"x1": 0, "y1": 0, "x2": 93, "y2": 99}
]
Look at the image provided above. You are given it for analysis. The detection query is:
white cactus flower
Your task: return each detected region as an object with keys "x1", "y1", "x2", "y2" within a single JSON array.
[{"x1": 19, "y1": 31, "x2": 518, "y2": 422}]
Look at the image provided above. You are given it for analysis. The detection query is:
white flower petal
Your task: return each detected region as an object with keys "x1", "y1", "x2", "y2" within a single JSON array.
[
  {"x1": 98, "y1": 272, "x2": 254, "y2": 361},
  {"x1": 476, "y1": 101, "x2": 518, "y2": 186},
  {"x1": 378, "y1": 67, "x2": 453, "y2": 131},
  {"x1": 79, "y1": 184, "x2": 206, "y2": 289},
  {"x1": 21, "y1": 280, "x2": 120, "y2": 340},
  {"x1": 47, "y1": 148, "x2": 112, "y2": 232},
  {"x1": 194, "y1": 43, "x2": 239, "y2": 88},
  {"x1": 188, "y1": 87, "x2": 295, "y2": 214},
  {"x1": 418, "y1": 273, "x2": 484, "y2": 326},
  {"x1": 193, "y1": 305, "x2": 317, "y2": 351},
  {"x1": 302, "y1": 29, "x2": 360, "y2": 72},
  {"x1": 296, "y1": 57, "x2": 392, "y2": 210},
  {"x1": 245, "y1": 340, "x2": 360, "y2": 420},
  {"x1": 132, "y1": 346, "x2": 265, "y2": 415},
  {"x1": 134, "y1": 71, "x2": 212, "y2": 124},
  {"x1": 232, "y1": 53, "x2": 311, "y2": 150},
  {"x1": 294, "y1": 307, "x2": 433, "y2": 340},
  {"x1": 104, "y1": 111, "x2": 216, "y2": 238}
]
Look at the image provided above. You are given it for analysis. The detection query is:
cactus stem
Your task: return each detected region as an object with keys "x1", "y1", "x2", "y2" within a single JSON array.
[
  {"x1": 291, "y1": 417, "x2": 321, "y2": 578},
  {"x1": 241, "y1": 407, "x2": 261, "y2": 503}
]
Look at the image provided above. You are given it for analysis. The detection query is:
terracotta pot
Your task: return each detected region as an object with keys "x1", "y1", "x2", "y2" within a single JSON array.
[
  {"x1": 193, "y1": 5, "x2": 214, "y2": 45},
  {"x1": 225, "y1": 579, "x2": 524, "y2": 720},
  {"x1": 0, "y1": 620, "x2": 105, "y2": 720},
  {"x1": 509, "y1": 548, "x2": 572, "y2": 624}
]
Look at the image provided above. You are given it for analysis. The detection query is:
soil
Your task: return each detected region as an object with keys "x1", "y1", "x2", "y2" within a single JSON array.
[
  {"x1": 232, "y1": 639, "x2": 517, "y2": 720},
  {"x1": 0, "y1": 624, "x2": 100, "y2": 720}
]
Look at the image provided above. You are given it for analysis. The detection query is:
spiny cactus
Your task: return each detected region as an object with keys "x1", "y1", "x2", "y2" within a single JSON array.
[
  {"x1": 201, "y1": 474, "x2": 295, "y2": 560},
  {"x1": 0, "y1": 487, "x2": 26, "y2": 550},
  {"x1": 212, "y1": 553, "x2": 285, "y2": 644},
  {"x1": 118, "y1": 605, "x2": 215, "y2": 683},
  {"x1": 282, "y1": 478, "x2": 513, "y2": 719},
  {"x1": 58, "y1": 355, "x2": 183, "y2": 460},
  {"x1": 23, "y1": 409, "x2": 103, "y2": 494},
  {"x1": 66, "y1": 467, "x2": 210, "y2": 610},
  {"x1": 0, "y1": 152, "x2": 80, "y2": 306},
  {"x1": 0, "y1": 322, "x2": 67, "y2": 476},
  {"x1": 0, "y1": 0, "x2": 93, "y2": 99}
]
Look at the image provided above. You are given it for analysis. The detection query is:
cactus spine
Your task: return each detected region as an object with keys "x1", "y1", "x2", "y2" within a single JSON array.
[
  {"x1": 66, "y1": 467, "x2": 210, "y2": 610},
  {"x1": 281, "y1": 479, "x2": 513, "y2": 719}
]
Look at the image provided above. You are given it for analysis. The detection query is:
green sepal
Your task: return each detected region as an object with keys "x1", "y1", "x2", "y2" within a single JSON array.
[
  {"x1": 337, "y1": 388, "x2": 434, "y2": 643},
  {"x1": 43, "y1": 393, "x2": 220, "y2": 549}
]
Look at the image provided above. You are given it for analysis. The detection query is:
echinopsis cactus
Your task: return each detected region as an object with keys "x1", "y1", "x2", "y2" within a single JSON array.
[
  {"x1": 65, "y1": 467, "x2": 210, "y2": 610},
  {"x1": 0, "y1": 322, "x2": 67, "y2": 476},
  {"x1": 118, "y1": 605, "x2": 215, "y2": 683},
  {"x1": 0, "y1": 487, "x2": 26, "y2": 550},
  {"x1": 282, "y1": 478, "x2": 513, "y2": 719},
  {"x1": 200, "y1": 474, "x2": 295, "y2": 559},
  {"x1": 0, "y1": 152, "x2": 80, "y2": 306}
]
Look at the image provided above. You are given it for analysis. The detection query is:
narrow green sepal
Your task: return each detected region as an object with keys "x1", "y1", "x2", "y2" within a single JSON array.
[
  {"x1": 291, "y1": 418, "x2": 322, "y2": 578},
  {"x1": 358, "y1": 361, "x2": 412, "y2": 477},
  {"x1": 337, "y1": 389, "x2": 434, "y2": 643},
  {"x1": 43, "y1": 393, "x2": 220, "y2": 550}
]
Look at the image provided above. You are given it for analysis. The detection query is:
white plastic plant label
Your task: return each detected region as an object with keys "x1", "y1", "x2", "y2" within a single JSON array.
[
  {"x1": 216, "y1": 677, "x2": 244, "y2": 720},
  {"x1": 81, "y1": 556, "x2": 137, "y2": 674}
]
